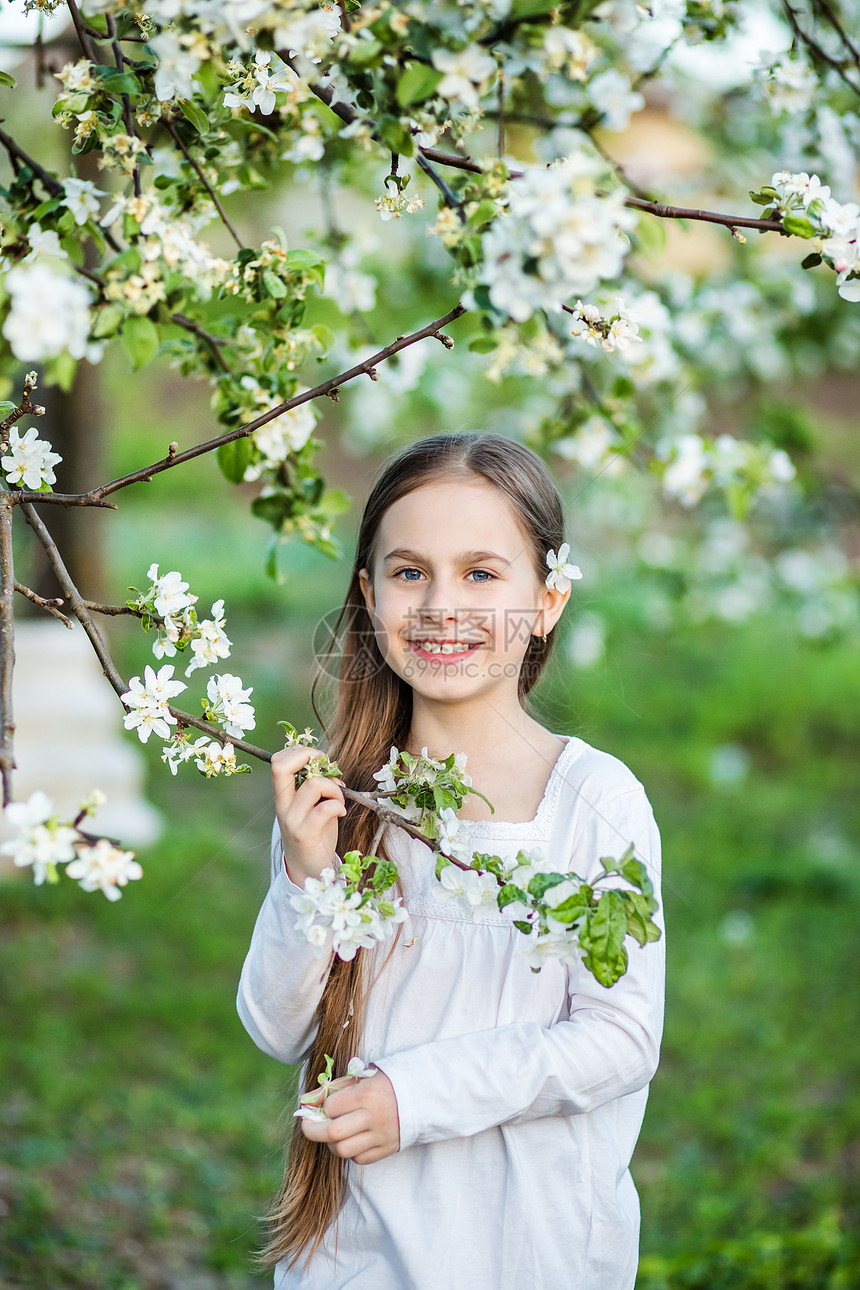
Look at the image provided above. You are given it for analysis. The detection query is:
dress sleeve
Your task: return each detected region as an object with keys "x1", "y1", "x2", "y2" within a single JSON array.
[
  {"x1": 235, "y1": 821, "x2": 334, "y2": 1066},
  {"x1": 374, "y1": 788, "x2": 665, "y2": 1151}
]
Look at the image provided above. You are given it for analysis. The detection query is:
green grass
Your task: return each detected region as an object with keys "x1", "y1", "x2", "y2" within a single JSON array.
[{"x1": 2, "y1": 574, "x2": 858, "y2": 1285}]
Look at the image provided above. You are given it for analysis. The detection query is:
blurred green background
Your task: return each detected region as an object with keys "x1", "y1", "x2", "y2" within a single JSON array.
[{"x1": 1, "y1": 367, "x2": 859, "y2": 1289}]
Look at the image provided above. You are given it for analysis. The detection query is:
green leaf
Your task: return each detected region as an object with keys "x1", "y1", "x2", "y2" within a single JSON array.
[
  {"x1": 396, "y1": 62, "x2": 443, "y2": 108},
  {"x1": 511, "y1": 0, "x2": 557, "y2": 17},
  {"x1": 801, "y1": 252, "x2": 822, "y2": 270},
  {"x1": 0, "y1": 400, "x2": 18, "y2": 418},
  {"x1": 621, "y1": 891, "x2": 661, "y2": 947},
  {"x1": 782, "y1": 215, "x2": 816, "y2": 239},
  {"x1": 0, "y1": 71, "x2": 17, "y2": 89},
  {"x1": 469, "y1": 336, "x2": 498, "y2": 354},
  {"x1": 546, "y1": 892, "x2": 591, "y2": 924},
  {"x1": 371, "y1": 859, "x2": 398, "y2": 892},
  {"x1": 497, "y1": 883, "x2": 529, "y2": 910},
  {"x1": 121, "y1": 315, "x2": 159, "y2": 371},
  {"x1": 262, "y1": 269, "x2": 287, "y2": 299},
  {"x1": 528, "y1": 872, "x2": 567, "y2": 901},
  {"x1": 635, "y1": 212, "x2": 667, "y2": 259},
  {"x1": 217, "y1": 437, "x2": 251, "y2": 484},
  {"x1": 98, "y1": 70, "x2": 140, "y2": 95},
  {"x1": 178, "y1": 98, "x2": 209, "y2": 135},
  {"x1": 580, "y1": 891, "x2": 629, "y2": 987},
  {"x1": 378, "y1": 114, "x2": 414, "y2": 157},
  {"x1": 311, "y1": 323, "x2": 335, "y2": 351},
  {"x1": 92, "y1": 305, "x2": 123, "y2": 340},
  {"x1": 346, "y1": 36, "x2": 382, "y2": 66},
  {"x1": 319, "y1": 488, "x2": 351, "y2": 517}
]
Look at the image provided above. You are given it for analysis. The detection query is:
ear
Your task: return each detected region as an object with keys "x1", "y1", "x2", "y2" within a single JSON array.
[
  {"x1": 358, "y1": 567, "x2": 375, "y2": 614},
  {"x1": 535, "y1": 583, "x2": 569, "y2": 639}
]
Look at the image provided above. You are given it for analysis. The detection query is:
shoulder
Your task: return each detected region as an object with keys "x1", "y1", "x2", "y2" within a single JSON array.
[{"x1": 557, "y1": 735, "x2": 649, "y2": 806}]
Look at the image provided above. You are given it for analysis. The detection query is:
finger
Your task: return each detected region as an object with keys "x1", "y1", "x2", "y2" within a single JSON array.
[
  {"x1": 326, "y1": 1130, "x2": 380, "y2": 1161},
  {"x1": 351, "y1": 1143, "x2": 398, "y2": 1166},
  {"x1": 300, "y1": 1109, "x2": 367, "y2": 1144},
  {"x1": 271, "y1": 747, "x2": 314, "y2": 805},
  {"x1": 294, "y1": 774, "x2": 346, "y2": 815},
  {"x1": 321, "y1": 1084, "x2": 362, "y2": 1118}
]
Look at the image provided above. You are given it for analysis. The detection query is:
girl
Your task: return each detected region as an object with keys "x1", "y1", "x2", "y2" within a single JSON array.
[{"x1": 237, "y1": 432, "x2": 665, "y2": 1290}]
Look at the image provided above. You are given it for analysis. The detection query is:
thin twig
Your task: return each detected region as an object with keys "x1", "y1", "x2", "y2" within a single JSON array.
[
  {"x1": 65, "y1": 0, "x2": 98, "y2": 64},
  {"x1": 81, "y1": 600, "x2": 141, "y2": 616},
  {"x1": 0, "y1": 125, "x2": 64, "y2": 196},
  {"x1": 14, "y1": 580, "x2": 72, "y2": 627},
  {"x1": 0, "y1": 373, "x2": 46, "y2": 448},
  {"x1": 415, "y1": 153, "x2": 466, "y2": 220},
  {"x1": 814, "y1": 0, "x2": 860, "y2": 67},
  {"x1": 782, "y1": 0, "x2": 860, "y2": 98},
  {"x1": 0, "y1": 495, "x2": 16, "y2": 804},
  {"x1": 21, "y1": 503, "x2": 128, "y2": 698},
  {"x1": 23, "y1": 303, "x2": 466, "y2": 507},
  {"x1": 106, "y1": 12, "x2": 142, "y2": 198},
  {"x1": 9, "y1": 491, "x2": 117, "y2": 509},
  {"x1": 162, "y1": 119, "x2": 246, "y2": 250},
  {"x1": 170, "y1": 312, "x2": 234, "y2": 373}
]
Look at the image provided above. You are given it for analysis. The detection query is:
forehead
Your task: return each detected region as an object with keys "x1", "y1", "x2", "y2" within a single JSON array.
[{"x1": 374, "y1": 476, "x2": 533, "y2": 562}]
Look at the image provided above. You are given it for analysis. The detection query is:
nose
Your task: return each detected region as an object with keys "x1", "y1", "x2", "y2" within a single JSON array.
[{"x1": 413, "y1": 575, "x2": 459, "y2": 630}]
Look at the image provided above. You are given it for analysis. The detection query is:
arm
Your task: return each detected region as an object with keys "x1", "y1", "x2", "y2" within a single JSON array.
[
  {"x1": 235, "y1": 823, "x2": 334, "y2": 1065},
  {"x1": 374, "y1": 790, "x2": 665, "y2": 1150},
  {"x1": 236, "y1": 745, "x2": 346, "y2": 1064}
]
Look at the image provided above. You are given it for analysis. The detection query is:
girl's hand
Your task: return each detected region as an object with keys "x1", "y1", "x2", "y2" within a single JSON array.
[
  {"x1": 271, "y1": 746, "x2": 346, "y2": 888},
  {"x1": 299, "y1": 1072, "x2": 400, "y2": 1165}
]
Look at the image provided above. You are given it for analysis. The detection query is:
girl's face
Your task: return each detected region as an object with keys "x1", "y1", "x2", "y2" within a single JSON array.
[{"x1": 359, "y1": 476, "x2": 568, "y2": 711}]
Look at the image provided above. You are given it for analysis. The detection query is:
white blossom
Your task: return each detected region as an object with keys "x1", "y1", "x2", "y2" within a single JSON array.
[
  {"x1": 1, "y1": 792, "x2": 78, "y2": 886},
  {"x1": 185, "y1": 600, "x2": 232, "y2": 674},
  {"x1": 150, "y1": 31, "x2": 201, "y2": 101},
  {"x1": 478, "y1": 156, "x2": 636, "y2": 321},
  {"x1": 1, "y1": 426, "x2": 62, "y2": 490},
  {"x1": 205, "y1": 672, "x2": 255, "y2": 737},
  {"x1": 436, "y1": 808, "x2": 474, "y2": 863},
  {"x1": 146, "y1": 563, "x2": 197, "y2": 618},
  {"x1": 761, "y1": 54, "x2": 817, "y2": 115},
  {"x1": 244, "y1": 397, "x2": 318, "y2": 478},
  {"x1": 2, "y1": 263, "x2": 94, "y2": 362},
  {"x1": 545, "y1": 543, "x2": 583, "y2": 592},
  {"x1": 434, "y1": 864, "x2": 498, "y2": 917},
  {"x1": 194, "y1": 738, "x2": 237, "y2": 776},
  {"x1": 587, "y1": 69, "x2": 645, "y2": 132},
  {"x1": 121, "y1": 664, "x2": 187, "y2": 743},
  {"x1": 23, "y1": 223, "x2": 67, "y2": 263},
  {"x1": 65, "y1": 838, "x2": 142, "y2": 901},
  {"x1": 432, "y1": 46, "x2": 496, "y2": 111},
  {"x1": 62, "y1": 177, "x2": 106, "y2": 226}
]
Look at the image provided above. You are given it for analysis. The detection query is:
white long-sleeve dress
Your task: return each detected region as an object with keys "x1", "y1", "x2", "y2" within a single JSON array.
[{"x1": 237, "y1": 736, "x2": 665, "y2": 1290}]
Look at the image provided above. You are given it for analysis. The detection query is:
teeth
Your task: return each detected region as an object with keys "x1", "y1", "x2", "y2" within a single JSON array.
[{"x1": 413, "y1": 640, "x2": 473, "y2": 655}]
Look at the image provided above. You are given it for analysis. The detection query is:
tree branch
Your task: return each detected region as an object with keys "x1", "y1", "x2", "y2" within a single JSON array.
[
  {"x1": 0, "y1": 125, "x2": 64, "y2": 197},
  {"x1": 170, "y1": 312, "x2": 234, "y2": 374},
  {"x1": 14, "y1": 580, "x2": 72, "y2": 627},
  {"x1": 0, "y1": 372, "x2": 46, "y2": 449},
  {"x1": 21, "y1": 303, "x2": 467, "y2": 506},
  {"x1": 162, "y1": 119, "x2": 246, "y2": 251},
  {"x1": 782, "y1": 0, "x2": 860, "y2": 98},
  {"x1": 65, "y1": 0, "x2": 98, "y2": 65},
  {"x1": 0, "y1": 494, "x2": 16, "y2": 805},
  {"x1": 106, "y1": 13, "x2": 143, "y2": 198}
]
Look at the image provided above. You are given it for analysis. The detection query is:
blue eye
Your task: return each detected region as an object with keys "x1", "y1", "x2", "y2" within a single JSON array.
[
  {"x1": 468, "y1": 570, "x2": 494, "y2": 582},
  {"x1": 399, "y1": 568, "x2": 423, "y2": 581}
]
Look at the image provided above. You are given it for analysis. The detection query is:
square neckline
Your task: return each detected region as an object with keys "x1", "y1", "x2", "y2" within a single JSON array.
[{"x1": 463, "y1": 735, "x2": 576, "y2": 839}]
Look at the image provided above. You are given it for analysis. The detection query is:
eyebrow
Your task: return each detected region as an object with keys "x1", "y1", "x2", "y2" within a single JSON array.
[{"x1": 382, "y1": 547, "x2": 512, "y2": 568}]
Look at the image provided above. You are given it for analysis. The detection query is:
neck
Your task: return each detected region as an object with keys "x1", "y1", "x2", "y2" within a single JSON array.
[{"x1": 407, "y1": 691, "x2": 536, "y2": 764}]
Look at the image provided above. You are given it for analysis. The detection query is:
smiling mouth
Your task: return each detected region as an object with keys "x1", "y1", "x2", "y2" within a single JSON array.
[{"x1": 407, "y1": 639, "x2": 480, "y2": 657}]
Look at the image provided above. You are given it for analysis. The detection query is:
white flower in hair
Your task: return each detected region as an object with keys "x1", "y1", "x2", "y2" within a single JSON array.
[{"x1": 545, "y1": 544, "x2": 583, "y2": 592}]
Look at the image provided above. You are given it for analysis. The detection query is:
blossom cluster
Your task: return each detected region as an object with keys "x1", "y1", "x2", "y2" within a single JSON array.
[
  {"x1": 1, "y1": 425, "x2": 62, "y2": 491},
  {"x1": 127, "y1": 564, "x2": 232, "y2": 673},
  {"x1": 290, "y1": 857, "x2": 408, "y2": 962},
  {"x1": 476, "y1": 156, "x2": 638, "y2": 323},
  {"x1": 1, "y1": 790, "x2": 141, "y2": 901},
  {"x1": 286, "y1": 743, "x2": 660, "y2": 985},
  {"x1": 657, "y1": 432, "x2": 796, "y2": 511},
  {"x1": 753, "y1": 171, "x2": 860, "y2": 302}
]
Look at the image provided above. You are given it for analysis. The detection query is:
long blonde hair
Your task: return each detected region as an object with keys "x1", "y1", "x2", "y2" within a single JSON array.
[{"x1": 260, "y1": 432, "x2": 565, "y2": 1267}]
